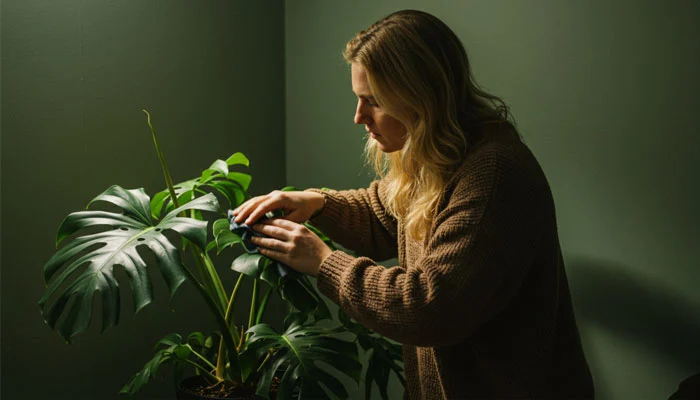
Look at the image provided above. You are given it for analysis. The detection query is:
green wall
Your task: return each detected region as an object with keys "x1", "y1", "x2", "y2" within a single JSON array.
[
  {"x1": 286, "y1": 1, "x2": 700, "y2": 399},
  {"x1": 1, "y1": 1, "x2": 285, "y2": 399}
]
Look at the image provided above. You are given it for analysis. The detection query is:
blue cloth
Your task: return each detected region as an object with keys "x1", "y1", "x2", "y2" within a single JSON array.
[{"x1": 227, "y1": 210, "x2": 289, "y2": 278}]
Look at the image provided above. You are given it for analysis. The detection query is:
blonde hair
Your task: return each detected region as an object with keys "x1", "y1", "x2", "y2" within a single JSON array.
[{"x1": 344, "y1": 9, "x2": 514, "y2": 241}]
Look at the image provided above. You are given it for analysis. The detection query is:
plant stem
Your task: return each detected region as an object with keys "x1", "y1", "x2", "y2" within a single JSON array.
[
  {"x1": 214, "y1": 337, "x2": 227, "y2": 380},
  {"x1": 188, "y1": 345, "x2": 217, "y2": 371},
  {"x1": 256, "y1": 351, "x2": 272, "y2": 373},
  {"x1": 143, "y1": 110, "x2": 231, "y2": 323},
  {"x1": 190, "y1": 246, "x2": 217, "y2": 302},
  {"x1": 183, "y1": 359, "x2": 220, "y2": 383},
  {"x1": 142, "y1": 109, "x2": 179, "y2": 209},
  {"x1": 255, "y1": 286, "x2": 273, "y2": 325},
  {"x1": 192, "y1": 249, "x2": 228, "y2": 314},
  {"x1": 143, "y1": 110, "x2": 226, "y2": 308},
  {"x1": 200, "y1": 251, "x2": 229, "y2": 312},
  {"x1": 225, "y1": 274, "x2": 245, "y2": 326},
  {"x1": 247, "y1": 279, "x2": 259, "y2": 342},
  {"x1": 215, "y1": 272, "x2": 243, "y2": 379},
  {"x1": 180, "y1": 265, "x2": 242, "y2": 381}
]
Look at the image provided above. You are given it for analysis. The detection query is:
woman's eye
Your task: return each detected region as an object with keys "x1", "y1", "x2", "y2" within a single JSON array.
[{"x1": 357, "y1": 96, "x2": 379, "y2": 108}]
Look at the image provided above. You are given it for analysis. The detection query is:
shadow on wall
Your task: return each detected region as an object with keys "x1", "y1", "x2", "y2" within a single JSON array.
[{"x1": 567, "y1": 257, "x2": 700, "y2": 398}]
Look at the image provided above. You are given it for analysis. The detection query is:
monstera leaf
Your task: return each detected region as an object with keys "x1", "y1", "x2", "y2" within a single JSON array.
[
  {"x1": 119, "y1": 333, "x2": 187, "y2": 396},
  {"x1": 38, "y1": 185, "x2": 219, "y2": 342},
  {"x1": 208, "y1": 218, "x2": 242, "y2": 254},
  {"x1": 120, "y1": 331, "x2": 218, "y2": 396},
  {"x1": 338, "y1": 309, "x2": 405, "y2": 400},
  {"x1": 247, "y1": 313, "x2": 362, "y2": 400},
  {"x1": 150, "y1": 152, "x2": 251, "y2": 219}
]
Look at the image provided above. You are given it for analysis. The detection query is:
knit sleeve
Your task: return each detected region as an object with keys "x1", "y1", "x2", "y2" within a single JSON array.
[
  {"x1": 316, "y1": 150, "x2": 547, "y2": 347},
  {"x1": 304, "y1": 179, "x2": 398, "y2": 262}
]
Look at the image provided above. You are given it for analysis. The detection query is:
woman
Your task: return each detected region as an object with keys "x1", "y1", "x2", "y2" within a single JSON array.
[{"x1": 232, "y1": 9, "x2": 594, "y2": 399}]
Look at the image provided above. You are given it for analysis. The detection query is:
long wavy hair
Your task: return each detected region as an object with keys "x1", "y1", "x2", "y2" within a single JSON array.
[{"x1": 344, "y1": 9, "x2": 515, "y2": 241}]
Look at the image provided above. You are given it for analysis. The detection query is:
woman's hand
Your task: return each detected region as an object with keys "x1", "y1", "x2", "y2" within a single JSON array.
[
  {"x1": 250, "y1": 218, "x2": 332, "y2": 277},
  {"x1": 231, "y1": 190, "x2": 325, "y2": 225}
]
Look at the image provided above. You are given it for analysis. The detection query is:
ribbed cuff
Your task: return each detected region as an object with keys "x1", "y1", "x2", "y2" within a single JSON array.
[
  {"x1": 316, "y1": 250, "x2": 357, "y2": 304},
  {"x1": 304, "y1": 188, "x2": 348, "y2": 227}
]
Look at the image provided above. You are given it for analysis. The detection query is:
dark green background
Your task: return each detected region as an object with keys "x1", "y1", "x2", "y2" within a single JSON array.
[
  {"x1": 3, "y1": 1, "x2": 700, "y2": 399},
  {"x1": 1, "y1": 1, "x2": 286, "y2": 399}
]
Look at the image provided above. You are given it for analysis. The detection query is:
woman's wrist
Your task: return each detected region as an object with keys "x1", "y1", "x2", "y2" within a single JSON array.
[
  {"x1": 309, "y1": 193, "x2": 326, "y2": 219},
  {"x1": 313, "y1": 247, "x2": 334, "y2": 277}
]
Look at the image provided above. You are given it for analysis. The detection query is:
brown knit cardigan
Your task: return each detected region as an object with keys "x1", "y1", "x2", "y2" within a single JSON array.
[{"x1": 306, "y1": 127, "x2": 594, "y2": 399}]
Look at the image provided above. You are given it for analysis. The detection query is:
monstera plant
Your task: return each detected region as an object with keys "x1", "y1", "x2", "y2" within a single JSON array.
[{"x1": 39, "y1": 111, "x2": 405, "y2": 399}]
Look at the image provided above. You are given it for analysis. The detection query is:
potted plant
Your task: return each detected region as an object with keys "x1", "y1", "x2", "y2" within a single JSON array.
[{"x1": 38, "y1": 111, "x2": 405, "y2": 399}]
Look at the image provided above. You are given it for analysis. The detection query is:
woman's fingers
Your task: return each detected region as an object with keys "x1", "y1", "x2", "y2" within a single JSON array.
[
  {"x1": 232, "y1": 193, "x2": 276, "y2": 224},
  {"x1": 251, "y1": 219, "x2": 301, "y2": 254},
  {"x1": 232, "y1": 190, "x2": 320, "y2": 224},
  {"x1": 256, "y1": 246, "x2": 285, "y2": 260},
  {"x1": 251, "y1": 236, "x2": 289, "y2": 252},
  {"x1": 256, "y1": 218, "x2": 298, "y2": 230},
  {"x1": 252, "y1": 220, "x2": 293, "y2": 240},
  {"x1": 250, "y1": 220, "x2": 293, "y2": 258},
  {"x1": 231, "y1": 196, "x2": 264, "y2": 223},
  {"x1": 245, "y1": 196, "x2": 284, "y2": 225},
  {"x1": 249, "y1": 218, "x2": 330, "y2": 277}
]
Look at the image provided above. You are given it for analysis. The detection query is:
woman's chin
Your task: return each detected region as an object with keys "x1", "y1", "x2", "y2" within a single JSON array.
[{"x1": 377, "y1": 143, "x2": 401, "y2": 153}]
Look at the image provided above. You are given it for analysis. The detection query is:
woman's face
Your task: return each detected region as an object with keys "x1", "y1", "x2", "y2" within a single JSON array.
[{"x1": 351, "y1": 63, "x2": 407, "y2": 153}]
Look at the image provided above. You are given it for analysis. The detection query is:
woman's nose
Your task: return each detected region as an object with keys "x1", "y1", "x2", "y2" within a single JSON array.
[{"x1": 354, "y1": 102, "x2": 370, "y2": 125}]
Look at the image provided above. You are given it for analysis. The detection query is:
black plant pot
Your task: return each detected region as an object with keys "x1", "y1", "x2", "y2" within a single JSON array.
[
  {"x1": 176, "y1": 376, "x2": 268, "y2": 400},
  {"x1": 669, "y1": 372, "x2": 700, "y2": 400}
]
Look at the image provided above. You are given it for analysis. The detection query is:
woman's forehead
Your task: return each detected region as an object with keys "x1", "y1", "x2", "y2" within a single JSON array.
[{"x1": 351, "y1": 63, "x2": 373, "y2": 97}]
